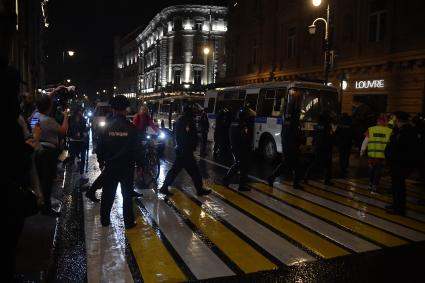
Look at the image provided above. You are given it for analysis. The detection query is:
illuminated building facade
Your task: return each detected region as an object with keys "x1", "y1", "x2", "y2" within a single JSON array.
[{"x1": 115, "y1": 5, "x2": 227, "y2": 101}]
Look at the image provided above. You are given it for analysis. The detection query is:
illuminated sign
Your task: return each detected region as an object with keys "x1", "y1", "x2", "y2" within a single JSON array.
[{"x1": 355, "y1": 80, "x2": 385, "y2": 89}]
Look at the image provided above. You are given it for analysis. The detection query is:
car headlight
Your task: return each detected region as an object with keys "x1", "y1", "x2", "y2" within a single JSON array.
[
  {"x1": 87, "y1": 111, "x2": 92, "y2": 117},
  {"x1": 159, "y1": 132, "x2": 165, "y2": 139},
  {"x1": 99, "y1": 121, "x2": 106, "y2": 127},
  {"x1": 147, "y1": 135, "x2": 151, "y2": 139}
]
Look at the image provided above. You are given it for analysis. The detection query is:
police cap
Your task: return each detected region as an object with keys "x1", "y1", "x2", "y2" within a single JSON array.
[{"x1": 110, "y1": 95, "x2": 129, "y2": 111}]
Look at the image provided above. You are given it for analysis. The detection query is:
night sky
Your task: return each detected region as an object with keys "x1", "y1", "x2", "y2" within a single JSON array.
[{"x1": 45, "y1": 0, "x2": 228, "y2": 97}]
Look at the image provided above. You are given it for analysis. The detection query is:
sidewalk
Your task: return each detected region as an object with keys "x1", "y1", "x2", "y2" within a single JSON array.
[{"x1": 14, "y1": 164, "x2": 67, "y2": 282}]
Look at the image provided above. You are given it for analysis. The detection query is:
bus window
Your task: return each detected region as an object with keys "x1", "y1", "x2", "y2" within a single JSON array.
[
  {"x1": 274, "y1": 88, "x2": 286, "y2": 113},
  {"x1": 320, "y1": 91, "x2": 338, "y2": 116},
  {"x1": 245, "y1": 92, "x2": 259, "y2": 112},
  {"x1": 286, "y1": 88, "x2": 302, "y2": 119},
  {"x1": 300, "y1": 91, "x2": 320, "y2": 121},
  {"x1": 207, "y1": 98, "x2": 215, "y2": 113},
  {"x1": 257, "y1": 89, "x2": 275, "y2": 117}
]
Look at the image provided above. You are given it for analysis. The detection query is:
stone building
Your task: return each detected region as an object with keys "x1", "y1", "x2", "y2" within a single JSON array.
[
  {"x1": 115, "y1": 5, "x2": 227, "y2": 104},
  {"x1": 224, "y1": 0, "x2": 425, "y2": 115}
]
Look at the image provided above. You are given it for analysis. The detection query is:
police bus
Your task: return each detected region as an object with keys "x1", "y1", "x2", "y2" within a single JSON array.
[
  {"x1": 147, "y1": 94, "x2": 204, "y2": 130},
  {"x1": 204, "y1": 81, "x2": 339, "y2": 161}
]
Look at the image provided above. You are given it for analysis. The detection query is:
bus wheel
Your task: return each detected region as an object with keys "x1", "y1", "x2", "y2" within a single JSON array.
[{"x1": 262, "y1": 136, "x2": 277, "y2": 162}]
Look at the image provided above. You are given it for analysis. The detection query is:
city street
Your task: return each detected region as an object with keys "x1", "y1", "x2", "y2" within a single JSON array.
[{"x1": 15, "y1": 137, "x2": 425, "y2": 283}]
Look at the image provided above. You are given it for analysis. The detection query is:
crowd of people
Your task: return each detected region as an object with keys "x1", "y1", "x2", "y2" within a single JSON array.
[{"x1": 7, "y1": 78, "x2": 425, "y2": 279}]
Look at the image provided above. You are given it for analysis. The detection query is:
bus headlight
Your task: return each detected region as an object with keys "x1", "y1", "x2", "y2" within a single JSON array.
[{"x1": 99, "y1": 121, "x2": 106, "y2": 127}]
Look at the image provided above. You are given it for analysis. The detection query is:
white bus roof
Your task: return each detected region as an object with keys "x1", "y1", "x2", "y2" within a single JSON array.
[{"x1": 210, "y1": 81, "x2": 337, "y2": 92}]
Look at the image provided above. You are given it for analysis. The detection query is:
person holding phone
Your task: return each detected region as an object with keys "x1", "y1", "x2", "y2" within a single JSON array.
[{"x1": 33, "y1": 94, "x2": 69, "y2": 217}]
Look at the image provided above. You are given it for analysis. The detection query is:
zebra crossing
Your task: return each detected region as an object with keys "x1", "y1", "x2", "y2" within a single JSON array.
[{"x1": 84, "y1": 171, "x2": 425, "y2": 283}]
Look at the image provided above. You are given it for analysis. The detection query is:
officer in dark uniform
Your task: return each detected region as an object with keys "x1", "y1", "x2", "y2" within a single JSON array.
[
  {"x1": 159, "y1": 105, "x2": 211, "y2": 196},
  {"x1": 385, "y1": 111, "x2": 418, "y2": 215},
  {"x1": 304, "y1": 111, "x2": 334, "y2": 185},
  {"x1": 199, "y1": 107, "x2": 210, "y2": 157},
  {"x1": 213, "y1": 108, "x2": 231, "y2": 157},
  {"x1": 96, "y1": 95, "x2": 137, "y2": 229},
  {"x1": 267, "y1": 110, "x2": 304, "y2": 189},
  {"x1": 223, "y1": 106, "x2": 255, "y2": 191},
  {"x1": 335, "y1": 113, "x2": 353, "y2": 178}
]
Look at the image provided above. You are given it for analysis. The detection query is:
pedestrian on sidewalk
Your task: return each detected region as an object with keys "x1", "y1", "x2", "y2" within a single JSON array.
[
  {"x1": 159, "y1": 105, "x2": 211, "y2": 196},
  {"x1": 360, "y1": 113, "x2": 392, "y2": 193},
  {"x1": 96, "y1": 95, "x2": 137, "y2": 229},
  {"x1": 33, "y1": 95, "x2": 69, "y2": 216},
  {"x1": 199, "y1": 107, "x2": 210, "y2": 157},
  {"x1": 267, "y1": 110, "x2": 304, "y2": 189},
  {"x1": 385, "y1": 111, "x2": 419, "y2": 215},
  {"x1": 304, "y1": 111, "x2": 335, "y2": 186},
  {"x1": 67, "y1": 106, "x2": 89, "y2": 185},
  {"x1": 223, "y1": 106, "x2": 255, "y2": 191},
  {"x1": 335, "y1": 113, "x2": 354, "y2": 179}
]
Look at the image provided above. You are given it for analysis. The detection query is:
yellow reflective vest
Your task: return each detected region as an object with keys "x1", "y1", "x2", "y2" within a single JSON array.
[{"x1": 367, "y1": 126, "x2": 392, "y2": 158}]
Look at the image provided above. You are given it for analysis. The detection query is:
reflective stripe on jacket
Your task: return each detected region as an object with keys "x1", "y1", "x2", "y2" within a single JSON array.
[{"x1": 367, "y1": 126, "x2": 392, "y2": 158}]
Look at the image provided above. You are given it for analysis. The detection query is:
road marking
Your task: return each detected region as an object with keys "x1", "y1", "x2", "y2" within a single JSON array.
[
  {"x1": 272, "y1": 182, "x2": 425, "y2": 242},
  {"x1": 336, "y1": 179, "x2": 422, "y2": 203},
  {"x1": 168, "y1": 190, "x2": 277, "y2": 273},
  {"x1": 84, "y1": 188, "x2": 134, "y2": 283},
  {"x1": 140, "y1": 193, "x2": 236, "y2": 280},
  {"x1": 179, "y1": 186, "x2": 316, "y2": 265},
  {"x1": 311, "y1": 180, "x2": 425, "y2": 222},
  {"x1": 334, "y1": 180, "x2": 425, "y2": 217},
  {"x1": 207, "y1": 184, "x2": 350, "y2": 259},
  {"x1": 242, "y1": 183, "x2": 381, "y2": 252},
  {"x1": 300, "y1": 182, "x2": 425, "y2": 233}
]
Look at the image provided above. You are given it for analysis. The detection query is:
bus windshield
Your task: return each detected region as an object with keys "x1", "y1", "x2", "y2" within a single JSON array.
[{"x1": 288, "y1": 88, "x2": 338, "y2": 121}]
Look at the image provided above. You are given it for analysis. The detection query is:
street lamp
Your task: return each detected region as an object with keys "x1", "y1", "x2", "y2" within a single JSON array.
[
  {"x1": 203, "y1": 47, "x2": 210, "y2": 85},
  {"x1": 309, "y1": 0, "x2": 331, "y2": 84},
  {"x1": 62, "y1": 50, "x2": 76, "y2": 84}
]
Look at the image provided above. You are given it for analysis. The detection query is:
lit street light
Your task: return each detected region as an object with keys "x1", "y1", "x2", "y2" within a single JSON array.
[
  {"x1": 66, "y1": 79, "x2": 71, "y2": 83},
  {"x1": 309, "y1": 0, "x2": 331, "y2": 84},
  {"x1": 67, "y1": 50, "x2": 75, "y2": 57},
  {"x1": 203, "y1": 46, "x2": 210, "y2": 85}
]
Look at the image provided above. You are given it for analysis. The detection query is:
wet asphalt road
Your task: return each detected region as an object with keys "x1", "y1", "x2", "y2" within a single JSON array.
[{"x1": 45, "y1": 136, "x2": 425, "y2": 283}]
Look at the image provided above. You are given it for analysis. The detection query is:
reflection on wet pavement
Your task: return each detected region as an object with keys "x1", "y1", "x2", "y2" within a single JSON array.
[{"x1": 76, "y1": 145, "x2": 425, "y2": 282}]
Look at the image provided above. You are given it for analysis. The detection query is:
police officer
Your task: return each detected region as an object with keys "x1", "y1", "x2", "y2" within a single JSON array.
[
  {"x1": 159, "y1": 105, "x2": 211, "y2": 196},
  {"x1": 385, "y1": 111, "x2": 417, "y2": 215},
  {"x1": 213, "y1": 108, "x2": 231, "y2": 157},
  {"x1": 360, "y1": 113, "x2": 392, "y2": 193},
  {"x1": 199, "y1": 107, "x2": 210, "y2": 157},
  {"x1": 223, "y1": 106, "x2": 254, "y2": 191},
  {"x1": 335, "y1": 113, "x2": 354, "y2": 179},
  {"x1": 96, "y1": 95, "x2": 137, "y2": 229},
  {"x1": 304, "y1": 111, "x2": 334, "y2": 185},
  {"x1": 267, "y1": 110, "x2": 304, "y2": 189}
]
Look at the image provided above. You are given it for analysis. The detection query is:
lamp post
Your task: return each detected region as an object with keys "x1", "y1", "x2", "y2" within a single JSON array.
[
  {"x1": 308, "y1": 0, "x2": 331, "y2": 84},
  {"x1": 203, "y1": 46, "x2": 210, "y2": 85},
  {"x1": 62, "y1": 50, "x2": 75, "y2": 83}
]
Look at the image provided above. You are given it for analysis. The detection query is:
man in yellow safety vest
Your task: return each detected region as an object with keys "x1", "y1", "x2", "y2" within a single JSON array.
[{"x1": 360, "y1": 114, "x2": 392, "y2": 192}]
